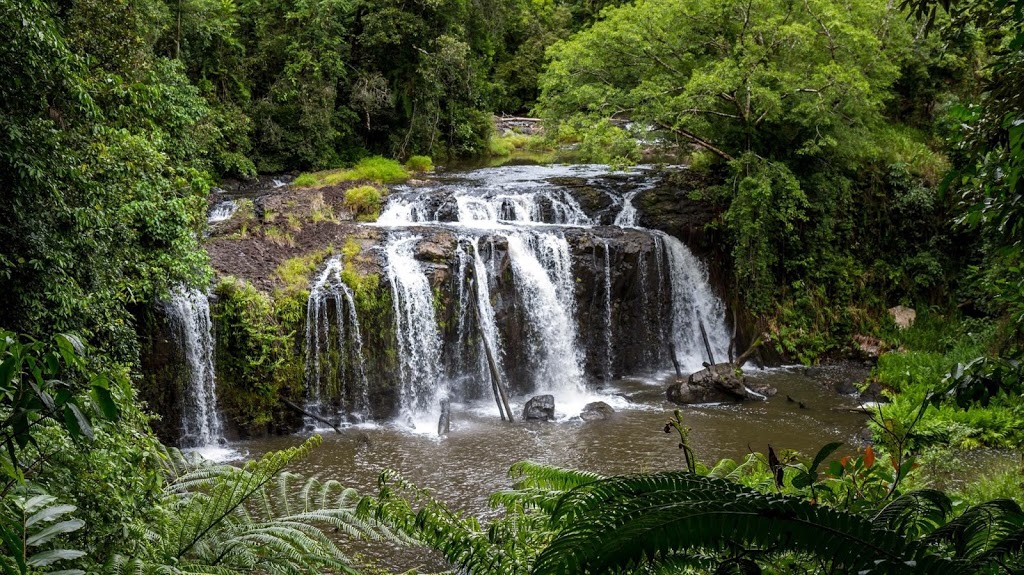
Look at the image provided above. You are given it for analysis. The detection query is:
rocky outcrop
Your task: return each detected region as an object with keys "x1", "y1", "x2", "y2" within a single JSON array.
[
  {"x1": 666, "y1": 363, "x2": 775, "y2": 404},
  {"x1": 580, "y1": 401, "x2": 615, "y2": 421},
  {"x1": 523, "y1": 395, "x2": 556, "y2": 421},
  {"x1": 888, "y1": 306, "x2": 916, "y2": 330}
]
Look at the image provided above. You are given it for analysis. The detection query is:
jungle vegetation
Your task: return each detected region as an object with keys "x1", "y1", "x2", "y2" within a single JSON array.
[{"x1": 1, "y1": 0, "x2": 1022, "y2": 572}]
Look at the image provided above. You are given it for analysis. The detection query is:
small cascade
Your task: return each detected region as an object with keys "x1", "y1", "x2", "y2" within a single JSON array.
[
  {"x1": 304, "y1": 257, "x2": 369, "y2": 422},
  {"x1": 385, "y1": 234, "x2": 445, "y2": 426},
  {"x1": 506, "y1": 233, "x2": 585, "y2": 393},
  {"x1": 600, "y1": 239, "x2": 614, "y2": 382},
  {"x1": 613, "y1": 189, "x2": 641, "y2": 227},
  {"x1": 164, "y1": 289, "x2": 223, "y2": 448},
  {"x1": 658, "y1": 232, "x2": 730, "y2": 371},
  {"x1": 207, "y1": 200, "x2": 238, "y2": 223}
]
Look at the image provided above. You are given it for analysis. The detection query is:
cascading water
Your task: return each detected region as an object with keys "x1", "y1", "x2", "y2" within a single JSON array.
[
  {"x1": 207, "y1": 200, "x2": 238, "y2": 223},
  {"x1": 616, "y1": 188, "x2": 729, "y2": 370},
  {"x1": 163, "y1": 289, "x2": 224, "y2": 448},
  {"x1": 505, "y1": 233, "x2": 586, "y2": 393},
  {"x1": 385, "y1": 234, "x2": 445, "y2": 428},
  {"x1": 304, "y1": 257, "x2": 369, "y2": 423},
  {"x1": 371, "y1": 164, "x2": 730, "y2": 424},
  {"x1": 600, "y1": 239, "x2": 614, "y2": 382}
]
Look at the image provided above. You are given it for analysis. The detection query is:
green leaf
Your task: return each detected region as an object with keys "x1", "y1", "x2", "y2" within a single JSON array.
[
  {"x1": 26, "y1": 549, "x2": 86, "y2": 567},
  {"x1": 27, "y1": 520, "x2": 85, "y2": 547},
  {"x1": 91, "y1": 386, "x2": 119, "y2": 421},
  {"x1": 63, "y1": 403, "x2": 93, "y2": 441},
  {"x1": 27, "y1": 504, "x2": 76, "y2": 528}
]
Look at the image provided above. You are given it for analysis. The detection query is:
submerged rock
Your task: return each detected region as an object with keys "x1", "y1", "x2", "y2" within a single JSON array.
[
  {"x1": 522, "y1": 394, "x2": 556, "y2": 421},
  {"x1": 666, "y1": 363, "x2": 774, "y2": 404},
  {"x1": 580, "y1": 401, "x2": 615, "y2": 421}
]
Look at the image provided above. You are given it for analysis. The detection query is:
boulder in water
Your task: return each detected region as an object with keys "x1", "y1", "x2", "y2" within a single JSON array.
[
  {"x1": 580, "y1": 401, "x2": 615, "y2": 421},
  {"x1": 522, "y1": 394, "x2": 556, "y2": 421},
  {"x1": 666, "y1": 363, "x2": 773, "y2": 404}
]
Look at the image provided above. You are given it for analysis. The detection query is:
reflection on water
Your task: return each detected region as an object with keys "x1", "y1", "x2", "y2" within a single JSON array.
[
  {"x1": 230, "y1": 366, "x2": 869, "y2": 570},
  {"x1": 238, "y1": 367, "x2": 871, "y2": 510}
]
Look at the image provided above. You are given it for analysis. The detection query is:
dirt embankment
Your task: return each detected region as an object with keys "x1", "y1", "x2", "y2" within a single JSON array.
[{"x1": 206, "y1": 182, "x2": 386, "y2": 290}]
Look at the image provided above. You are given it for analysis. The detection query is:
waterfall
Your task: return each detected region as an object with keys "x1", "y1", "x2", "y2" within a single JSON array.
[
  {"x1": 304, "y1": 257, "x2": 369, "y2": 421},
  {"x1": 614, "y1": 189, "x2": 641, "y2": 227},
  {"x1": 368, "y1": 164, "x2": 731, "y2": 423},
  {"x1": 164, "y1": 289, "x2": 223, "y2": 448},
  {"x1": 384, "y1": 234, "x2": 445, "y2": 426},
  {"x1": 616, "y1": 182, "x2": 730, "y2": 371},
  {"x1": 207, "y1": 200, "x2": 238, "y2": 223},
  {"x1": 658, "y1": 232, "x2": 730, "y2": 371},
  {"x1": 505, "y1": 233, "x2": 585, "y2": 393}
]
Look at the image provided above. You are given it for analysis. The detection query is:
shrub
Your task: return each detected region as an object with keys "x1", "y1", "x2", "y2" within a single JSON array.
[
  {"x1": 345, "y1": 185, "x2": 382, "y2": 220},
  {"x1": 351, "y1": 156, "x2": 408, "y2": 183},
  {"x1": 405, "y1": 155, "x2": 434, "y2": 173},
  {"x1": 292, "y1": 173, "x2": 317, "y2": 187}
]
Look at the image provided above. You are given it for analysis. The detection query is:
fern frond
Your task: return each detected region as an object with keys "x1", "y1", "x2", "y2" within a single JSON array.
[
  {"x1": 508, "y1": 461, "x2": 605, "y2": 491},
  {"x1": 925, "y1": 498, "x2": 1024, "y2": 567},
  {"x1": 532, "y1": 471, "x2": 959, "y2": 575},
  {"x1": 872, "y1": 489, "x2": 952, "y2": 538}
]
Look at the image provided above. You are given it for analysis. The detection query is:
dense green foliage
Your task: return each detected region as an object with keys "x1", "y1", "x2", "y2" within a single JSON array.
[
  {"x1": 534, "y1": 0, "x2": 1008, "y2": 360},
  {"x1": 2, "y1": 0, "x2": 1023, "y2": 572},
  {"x1": 361, "y1": 448, "x2": 1024, "y2": 574}
]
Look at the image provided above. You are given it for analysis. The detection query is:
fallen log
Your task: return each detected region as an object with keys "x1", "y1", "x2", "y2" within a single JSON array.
[{"x1": 281, "y1": 399, "x2": 342, "y2": 434}]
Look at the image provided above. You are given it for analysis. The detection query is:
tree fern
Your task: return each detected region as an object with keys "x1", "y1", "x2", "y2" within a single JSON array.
[{"x1": 110, "y1": 436, "x2": 396, "y2": 575}]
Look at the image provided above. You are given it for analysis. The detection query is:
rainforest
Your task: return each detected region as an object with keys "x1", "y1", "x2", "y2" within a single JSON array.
[{"x1": 2, "y1": 0, "x2": 1023, "y2": 572}]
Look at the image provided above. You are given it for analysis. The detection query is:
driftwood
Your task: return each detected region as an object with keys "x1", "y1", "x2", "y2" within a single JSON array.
[
  {"x1": 282, "y1": 399, "x2": 342, "y2": 434},
  {"x1": 733, "y1": 336, "x2": 763, "y2": 367},
  {"x1": 470, "y1": 277, "x2": 514, "y2": 422},
  {"x1": 698, "y1": 318, "x2": 716, "y2": 366},
  {"x1": 667, "y1": 340, "x2": 682, "y2": 377}
]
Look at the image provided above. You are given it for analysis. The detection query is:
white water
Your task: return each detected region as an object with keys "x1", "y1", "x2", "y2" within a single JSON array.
[
  {"x1": 506, "y1": 233, "x2": 586, "y2": 394},
  {"x1": 304, "y1": 257, "x2": 369, "y2": 421},
  {"x1": 600, "y1": 239, "x2": 614, "y2": 382},
  {"x1": 659, "y1": 232, "x2": 730, "y2": 370},
  {"x1": 370, "y1": 164, "x2": 730, "y2": 422},
  {"x1": 164, "y1": 289, "x2": 224, "y2": 449},
  {"x1": 385, "y1": 234, "x2": 446, "y2": 431},
  {"x1": 207, "y1": 200, "x2": 238, "y2": 223},
  {"x1": 617, "y1": 184, "x2": 729, "y2": 371}
]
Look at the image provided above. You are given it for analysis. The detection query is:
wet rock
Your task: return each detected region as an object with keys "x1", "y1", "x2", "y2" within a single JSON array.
[
  {"x1": 888, "y1": 306, "x2": 916, "y2": 330},
  {"x1": 667, "y1": 363, "x2": 774, "y2": 404},
  {"x1": 415, "y1": 234, "x2": 455, "y2": 262},
  {"x1": 522, "y1": 394, "x2": 556, "y2": 421},
  {"x1": 853, "y1": 334, "x2": 883, "y2": 362},
  {"x1": 580, "y1": 401, "x2": 615, "y2": 421}
]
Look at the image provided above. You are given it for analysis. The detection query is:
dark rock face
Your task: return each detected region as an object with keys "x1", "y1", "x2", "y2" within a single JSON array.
[
  {"x1": 135, "y1": 305, "x2": 188, "y2": 445},
  {"x1": 666, "y1": 363, "x2": 775, "y2": 404},
  {"x1": 523, "y1": 394, "x2": 556, "y2": 421},
  {"x1": 580, "y1": 401, "x2": 615, "y2": 421}
]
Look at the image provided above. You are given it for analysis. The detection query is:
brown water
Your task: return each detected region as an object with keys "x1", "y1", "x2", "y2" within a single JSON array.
[
  {"x1": 234, "y1": 366, "x2": 869, "y2": 508},
  {"x1": 227, "y1": 365, "x2": 869, "y2": 570}
]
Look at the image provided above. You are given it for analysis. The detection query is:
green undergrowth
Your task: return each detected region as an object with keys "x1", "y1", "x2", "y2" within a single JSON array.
[
  {"x1": 405, "y1": 155, "x2": 434, "y2": 173},
  {"x1": 486, "y1": 132, "x2": 559, "y2": 163},
  {"x1": 344, "y1": 185, "x2": 383, "y2": 221},
  {"x1": 867, "y1": 312, "x2": 1023, "y2": 453},
  {"x1": 274, "y1": 247, "x2": 334, "y2": 295},
  {"x1": 212, "y1": 277, "x2": 304, "y2": 434},
  {"x1": 293, "y1": 156, "x2": 409, "y2": 187}
]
